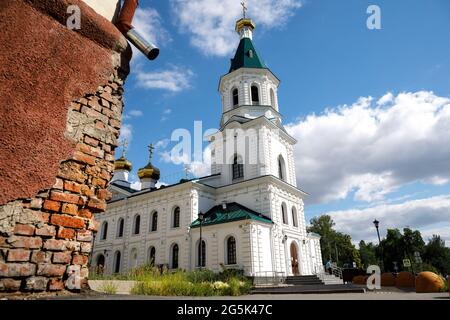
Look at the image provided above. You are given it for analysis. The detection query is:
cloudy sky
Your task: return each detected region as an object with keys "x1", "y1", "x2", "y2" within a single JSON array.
[{"x1": 118, "y1": 0, "x2": 450, "y2": 246}]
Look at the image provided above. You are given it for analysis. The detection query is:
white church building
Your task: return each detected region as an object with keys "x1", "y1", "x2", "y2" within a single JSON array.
[{"x1": 92, "y1": 16, "x2": 324, "y2": 278}]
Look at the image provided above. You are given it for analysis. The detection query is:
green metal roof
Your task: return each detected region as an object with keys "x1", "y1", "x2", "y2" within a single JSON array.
[
  {"x1": 191, "y1": 202, "x2": 272, "y2": 228},
  {"x1": 229, "y1": 38, "x2": 266, "y2": 72}
]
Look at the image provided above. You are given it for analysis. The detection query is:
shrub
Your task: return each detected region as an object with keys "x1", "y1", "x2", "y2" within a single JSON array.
[{"x1": 99, "y1": 281, "x2": 118, "y2": 295}]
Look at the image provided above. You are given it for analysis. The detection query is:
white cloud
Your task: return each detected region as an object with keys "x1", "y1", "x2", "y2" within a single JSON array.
[
  {"x1": 131, "y1": 7, "x2": 171, "y2": 60},
  {"x1": 136, "y1": 65, "x2": 194, "y2": 92},
  {"x1": 286, "y1": 91, "x2": 450, "y2": 204},
  {"x1": 326, "y1": 195, "x2": 450, "y2": 247},
  {"x1": 155, "y1": 138, "x2": 170, "y2": 149},
  {"x1": 163, "y1": 108, "x2": 172, "y2": 115},
  {"x1": 123, "y1": 109, "x2": 144, "y2": 119},
  {"x1": 119, "y1": 123, "x2": 133, "y2": 143},
  {"x1": 128, "y1": 109, "x2": 143, "y2": 117},
  {"x1": 170, "y1": 0, "x2": 302, "y2": 56}
]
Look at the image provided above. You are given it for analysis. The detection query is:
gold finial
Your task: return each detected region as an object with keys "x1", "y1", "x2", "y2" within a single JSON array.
[
  {"x1": 148, "y1": 143, "x2": 155, "y2": 162},
  {"x1": 184, "y1": 164, "x2": 190, "y2": 179},
  {"x1": 241, "y1": 1, "x2": 248, "y2": 19},
  {"x1": 120, "y1": 139, "x2": 129, "y2": 157}
]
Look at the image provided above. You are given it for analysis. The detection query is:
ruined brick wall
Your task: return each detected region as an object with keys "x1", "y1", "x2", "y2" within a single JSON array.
[{"x1": 0, "y1": 0, "x2": 131, "y2": 292}]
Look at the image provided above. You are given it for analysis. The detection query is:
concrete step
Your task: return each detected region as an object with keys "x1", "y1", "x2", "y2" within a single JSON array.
[{"x1": 251, "y1": 284, "x2": 365, "y2": 295}]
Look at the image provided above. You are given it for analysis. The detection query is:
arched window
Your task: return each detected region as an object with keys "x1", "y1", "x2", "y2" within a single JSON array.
[
  {"x1": 113, "y1": 251, "x2": 121, "y2": 274},
  {"x1": 101, "y1": 221, "x2": 108, "y2": 240},
  {"x1": 150, "y1": 211, "x2": 158, "y2": 232},
  {"x1": 96, "y1": 254, "x2": 105, "y2": 275},
  {"x1": 232, "y1": 154, "x2": 244, "y2": 180},
  {"x1": 278, "y1": 155, "x2": 286, "y2": 182},
  {"x1": 148, "y1": 246, "x2": 156, "y2": 266},
  {"x1": 270, "y1": 88, "x2": 276, "y2": 108},
  {"x1": 292, "y1": 207, "x2": 298, "y2": 227},
  {"x1": 197, "y1": 240, "x2": 206, "y2": 267},
  {"x1": 251, "y1": 85, "x2": 259, "y2": 105},
  {"x1": 281, "y1": 203, "x2": 288, "y2": 225},
  {"x1": 232, "y1": 88, "x2": 239, "y2": 107},
  {"x1": 117, "y1": 218, "x2": 124, "y2": 238},
  {"x1": 173, "y1": 207, "x2": 180, "y2": 228},
  {"x1": 226, "y1": 236, "x2": 237, "y2": 265},
  {"x1": 133, "y1": 215, "x2": 141, "y2": 235},
  {"x1": 171, "y1": 244, "x2": 179, "y2": 269}
]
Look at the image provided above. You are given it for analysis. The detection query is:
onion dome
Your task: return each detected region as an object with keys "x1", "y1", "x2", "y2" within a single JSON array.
[
  {"x1": 114, "y1": 154, "x2": 132, "y2": 172},
  {"x1": 137, "y1": 143, "x2": 160, "y2": 180}
]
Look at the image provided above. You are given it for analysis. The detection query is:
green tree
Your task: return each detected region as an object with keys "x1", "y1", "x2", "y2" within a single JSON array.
[
  {"x1": 422, "y1": 235, "x2": 450, "y2": 276},
  {"x1": 307, "y1": 215, "x2": 361, "y2": 268},
  {"x1": 359, "y1": 240, "x2": 378, "y2": 269}
]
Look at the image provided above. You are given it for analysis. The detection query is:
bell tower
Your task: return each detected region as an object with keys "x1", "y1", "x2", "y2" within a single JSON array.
[{"x1": 210, "y1": 7, "x2": 298, "y2": 188}]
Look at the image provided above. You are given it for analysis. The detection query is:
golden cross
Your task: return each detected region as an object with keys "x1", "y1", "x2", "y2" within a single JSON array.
[
  {"x1": 241, "y1": 1, "x2": 247, "y2": 19},
  {"x1": 184, "y1": 164, "x2": 190, "y2": 179},
  {"x1": 148, "y1": 143, "x2": 154, "y2": 162},
  {"x1": 120, "y1": 139, "x2": 128, "y2": 157}
]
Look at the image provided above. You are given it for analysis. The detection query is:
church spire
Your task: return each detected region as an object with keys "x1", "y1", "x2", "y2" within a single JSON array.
[{"x1": 230, "y1": 3, "x2": 265, "y2": 73}]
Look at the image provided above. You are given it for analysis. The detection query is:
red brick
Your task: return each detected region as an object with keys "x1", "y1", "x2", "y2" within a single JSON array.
[
  {"x1": 31, "y1": 251, "x2": 52, "y2": 264},
  {"x1": 50, "y1": 191, "x2": 80, "y2": 204},
  {"x1": 78, "y1": 208, "x2": 93, "y2": 219},
  {"x1": 1, "y1": 263, "x2": 36, "y2": 277},
  {"x1": 58, "y1": 162, "x2": 87, "y2": 183},
  {"x1": 86, "y1": 198, "x2": 106, "y2": 211},
  {"x1": 50, "y1": 215, "x2": 85, "y2": 229},
  {"x1": 0, "y1": 279, "x2": 21, "y2": 292},
  {"x1": 72, "y1": 254, "x2": 88, "y2": 266},
  {"x1": 7, "y1": 249, "x2": 31, "y2": 262},
  {"x1": 61, "y1": 203, "x2": 78, "y2": 215},
  {"x1": 95, "y1": 120, "x2": 105, "y2": 130},
  {"x1": 0, "y1": 236, "x2": 9, "y2": 247},
  {"x1": 80, "y1": 185, "x2": 95, "y2": 198},
  {"x1": 37, "y1": 264, "x2": 66, "y2": 277},
  {"x1": 36, "y1": 212, "x2": 50, "y2": 223},
  {"x1": 92, "y1": 178, "x2": 106, "y2": 188},
  {"x1": 48, "y1": 278, "x2": 65, "y2": 291},
  {"x1": 57, "y1": 227, "x2": 76, "y2": 239},
  {"x1": 96, "y1": 189, "x2": 112, "y2": 201},
  {"x1": 77, "y1": 230, "x2": 92, "y2": 242},
  {"x1": 13, "y1": 224, "x2": 35, "y2": 236},
  {"x1": 24, "y1": 276, "x2": 48, "y2": 292},
  {"x1": 64, "y1": 181, "x2": 82, "y2": 193},
  {"x1": 76, "y1": 142, "x2": 103, "y2": 158},
  {"x1": 35, "y1": 224, "x2": 56, "y2": 237},
  {"x1": 53, "y1": 252, "x2": 72, "y2": 264},
  {"x1": 109, "y1": 118, "x2": 121, "y2": 129},
  {"x1": 99, "y1": 169, "x2": 112, "y2": 181},
  {"x1": 73, "y1": 151, "x2": 96, "y2": 166},
  {"x1": 43, "y1": 239, "x2": 67, "y2": 251},
  {"x1": 43, "y1": 200, "x2": 61, "y2": 212},
  {"x1": 84, "y1": 136, "x2": 99, "y2": 147},
  {"x1": 11, "y1": 236, "x2": 42, "y2": 249}
]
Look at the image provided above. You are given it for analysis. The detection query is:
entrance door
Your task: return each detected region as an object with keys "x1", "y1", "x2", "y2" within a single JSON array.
[{"x1": 290, "y1": 243, "x2": 300, "y2": 275}]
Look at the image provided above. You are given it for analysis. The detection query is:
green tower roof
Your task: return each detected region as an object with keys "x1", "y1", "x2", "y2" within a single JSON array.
[{"x1": 229, "y1": 37, "x2": 266, "y2": 73}]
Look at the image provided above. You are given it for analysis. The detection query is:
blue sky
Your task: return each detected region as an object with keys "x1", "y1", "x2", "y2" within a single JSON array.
[{"x1": 118, "y1": 0, "x2": 450, "y2": 245}]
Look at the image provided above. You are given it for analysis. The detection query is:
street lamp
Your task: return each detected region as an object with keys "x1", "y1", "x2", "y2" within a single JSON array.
[
  {"x1": 373, "y1": 219, "x2": 384, "y2": 272},
  {"x1": 198, "y1": 211, "x2": 205, "y2": 268}
]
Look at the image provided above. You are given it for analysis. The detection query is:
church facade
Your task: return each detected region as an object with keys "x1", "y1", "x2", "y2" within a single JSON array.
[{"x1": 92, "y1": 17, "x2": 324, "y2": 278}]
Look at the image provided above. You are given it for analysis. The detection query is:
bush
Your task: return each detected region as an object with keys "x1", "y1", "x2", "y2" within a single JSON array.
[
  {"x1": 98, "y1": 281, "x2": 118, "y2": 295},
  {"x1": 130, "y1": 269, "x2": 252, "y2": 296}
]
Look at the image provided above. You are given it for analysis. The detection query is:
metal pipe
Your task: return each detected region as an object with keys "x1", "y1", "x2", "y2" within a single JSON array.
[{"x1": 115, "y1": 0, "x2": 160, "y2": 61}]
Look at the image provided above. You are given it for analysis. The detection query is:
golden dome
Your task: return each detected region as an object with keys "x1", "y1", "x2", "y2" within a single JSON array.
[
  {"x1": 235, "y1": 18, "x2": 255, "y2": 33},
  {"x1": 137, "y1": 143, "x2": 160, "y2": 180},
  {"x1": 114, "y1": 155, "x2": 132, "y2": 172},
  {"x1": 138, "y1": 162, "x2": 160, "y2": 180}
]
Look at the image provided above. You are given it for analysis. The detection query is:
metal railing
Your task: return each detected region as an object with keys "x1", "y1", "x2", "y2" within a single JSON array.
[{"x1": 253, "y1": 271, "x2": 286, "y2": 287}]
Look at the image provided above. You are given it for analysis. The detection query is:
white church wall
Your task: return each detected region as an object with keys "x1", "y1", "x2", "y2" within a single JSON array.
[{"x1": 190, "y1": 221, "x2": 251, "y2": 274}]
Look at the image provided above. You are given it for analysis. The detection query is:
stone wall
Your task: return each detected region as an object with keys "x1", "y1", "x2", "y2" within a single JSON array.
[{"x1": 0, "y1": 0, "x2": 131, "y2": 293}]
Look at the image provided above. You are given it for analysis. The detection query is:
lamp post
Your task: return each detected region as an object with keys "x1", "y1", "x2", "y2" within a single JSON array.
[
  {"x1": 373, "y1": 219, "x2": 384, "y2": 272},
  {"x1": 198, "y1": 211, "x2": 204, "y2": 269}
]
